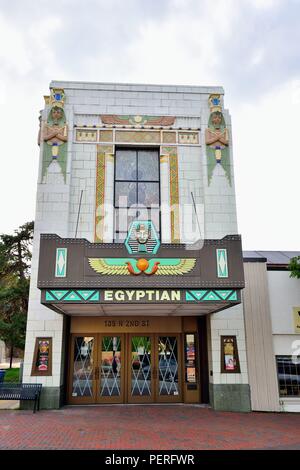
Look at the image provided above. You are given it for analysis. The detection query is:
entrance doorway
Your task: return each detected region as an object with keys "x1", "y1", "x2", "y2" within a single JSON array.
[{"x1": 68, "y1": 333, "x2": 182, "y2": 404}]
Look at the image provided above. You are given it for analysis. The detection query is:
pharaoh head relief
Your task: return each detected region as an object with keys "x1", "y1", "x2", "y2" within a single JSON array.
[
  {"x1": 40, "y1": 88, "x2": 68, "y2": 183},
  {"x1": 205, "y1": 94, "x2": 231, "y2": 186}
]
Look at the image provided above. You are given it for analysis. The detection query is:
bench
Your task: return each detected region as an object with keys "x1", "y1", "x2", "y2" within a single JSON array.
[{"x1": 0, "y1": 383, "x2": 42, "y2": 413}]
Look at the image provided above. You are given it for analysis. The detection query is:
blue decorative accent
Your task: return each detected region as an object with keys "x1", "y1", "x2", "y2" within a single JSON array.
[
  {"x1": 55, "y1": 248, "x2": 67, "y2": 278},
  {"x1": 125, "y1": 220, "x2": 160, "y2": 255},
  {"x1": 90, "y1": 292, "x2": 100, "y2": 301},
  {"x1": 186, "y1": 290, "x2": 238, "y2": 302},
  {"x1": 45, "y1": 289, "x2": 100, "y2": 303},
  {"x1": 45, "y1": 292, "x2": 55, "y2": 301},
  {"x1": 216, "y1": 249, "x2": 229, "y2": 278},
  {"x1": 228, "y1": 291, "x2": 238, "y2": 301}
]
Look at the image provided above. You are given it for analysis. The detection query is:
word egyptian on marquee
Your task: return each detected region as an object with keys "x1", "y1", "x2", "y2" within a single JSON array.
[{"x1": 104, "y1": 290, "x2": 181, "y2": 302}]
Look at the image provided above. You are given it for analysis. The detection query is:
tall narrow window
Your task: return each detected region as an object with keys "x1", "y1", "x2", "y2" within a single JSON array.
[{"x1": 114, "y1": 148, "x2": 160, "y2": 241}]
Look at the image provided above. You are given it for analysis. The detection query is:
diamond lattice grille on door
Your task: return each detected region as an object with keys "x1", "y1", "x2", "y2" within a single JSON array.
[
  {"x1": 131, "y1": 337, "x2": 151, "y2": 396},
  {"x1": 158, "y1": 336, "x2": 179, "y2": 396},
  {"x1": 100, "y1": 336, "x2": 121, "y2": 397},
  {"x1": 72, "y1": 337, "x2": 94, "y2": 397}
]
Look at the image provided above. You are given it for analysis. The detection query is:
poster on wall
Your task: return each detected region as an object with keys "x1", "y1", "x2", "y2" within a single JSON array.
[
  {"x1": 221, "y1": 336, "x2": 240, "y2": 373},
  {"x1": 31, "y1": 337, "x2": 52, "y2": 376},
  {"x1": 293, "y1": 307, "x2": 300, "y2": 334},
  {"x1": 185, "y1": 334, "x2": 197, "y2": 383},
  {"x1": 37, "y1": 340, "x2": 50, "y2": 371}
]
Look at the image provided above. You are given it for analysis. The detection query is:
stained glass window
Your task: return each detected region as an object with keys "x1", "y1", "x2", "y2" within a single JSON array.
[{"x1": 114, "y1": 148, "x2": 160, "y2": 241}]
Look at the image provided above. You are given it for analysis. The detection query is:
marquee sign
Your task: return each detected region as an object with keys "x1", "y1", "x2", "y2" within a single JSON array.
[
  {"x1": 38, "y1": 233, "x2": 244, "y2": 289},
  {"x1": 43, "y1": 288, "x2": 239, "y2": 304}
]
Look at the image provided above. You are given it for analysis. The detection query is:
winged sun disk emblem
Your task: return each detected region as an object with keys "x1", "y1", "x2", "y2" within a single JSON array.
[{"x1": 88, "y1": 258, "x2": 196, "y2": 276}]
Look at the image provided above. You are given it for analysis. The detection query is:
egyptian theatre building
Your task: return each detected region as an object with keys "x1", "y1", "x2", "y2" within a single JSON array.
[{"x1": 23, "y1": 80, "x2": 299, "y2": 412}]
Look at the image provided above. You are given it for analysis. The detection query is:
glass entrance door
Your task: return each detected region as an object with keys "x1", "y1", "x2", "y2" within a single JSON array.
[
  {"x1": 68, "y1": 335, "x2": 97, "y2": 404},
  {"x1": 97, "y1": 335, "x2": 124, "y2": 403},
  {"x1": 68, "y1": 332, "x2": 182, "y2": 404},
  {"x1": 156, "y1": 335, "x2": 182, "y2": 403},
  {"x1": 128, "y1": 335, "x2": 154, "y2": 403}
]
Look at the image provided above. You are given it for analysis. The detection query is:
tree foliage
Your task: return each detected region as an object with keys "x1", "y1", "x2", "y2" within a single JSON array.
[
  {"x1": 289, "y1": 256, "x2": 300, "y2": 279},
  {"x1": 0, "y1": 221, "x2": 34, "y2": 367}
]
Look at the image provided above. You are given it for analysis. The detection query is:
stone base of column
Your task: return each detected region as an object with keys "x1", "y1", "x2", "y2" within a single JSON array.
[
  {"x1": 209, "y1": 383, "x2": 251, "y2": 412},
  {"x1": 20, "y1": 386, "x2": 63, "y2": 410}
]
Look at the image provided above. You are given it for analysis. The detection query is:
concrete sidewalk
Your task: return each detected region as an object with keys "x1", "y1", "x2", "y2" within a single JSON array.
[{"x1": 0, "y1": 405, "x2": 299, "y2": 450}]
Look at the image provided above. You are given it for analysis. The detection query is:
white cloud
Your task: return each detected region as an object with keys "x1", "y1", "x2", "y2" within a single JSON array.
[
  {"x1": 125, "y1": 0, "x2": 238, "y2": 85},
  {"x1": 0, "y1": 14, "x2": 32, "y2": 75},
  {"x1": 249, "y1": 47, "x2": 265, "y2": 67},
  {"x1": 233, "y1": 79, "x2": 300, "y2": 249},
  {"x1": 248, "y1": 0, "x2": 282, "y2": 9}
]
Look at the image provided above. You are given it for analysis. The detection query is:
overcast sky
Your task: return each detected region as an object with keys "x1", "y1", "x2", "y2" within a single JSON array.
[{"x1": 0, "y1": 0, "x2": 299, "y2": 250}]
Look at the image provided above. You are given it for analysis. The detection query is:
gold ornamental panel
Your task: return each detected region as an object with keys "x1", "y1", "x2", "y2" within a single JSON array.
[{"x1": 115, "y1": 130, "x2": 161, "y2": 144}]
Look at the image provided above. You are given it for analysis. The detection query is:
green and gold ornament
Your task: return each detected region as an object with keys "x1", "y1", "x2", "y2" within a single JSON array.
[
  {"x1": 89, "y1": 220, "x2": 196, "y2": 276},
  {"x1": 42, "y1": 88, "x2": 68, "y2": 182},
  {"x1": 205, "y1": 95, "x2": 231, "y2": 185}
]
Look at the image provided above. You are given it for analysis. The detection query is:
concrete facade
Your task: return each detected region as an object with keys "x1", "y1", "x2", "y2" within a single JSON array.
[{"x1": 24, "y1": 81, "x2": 252, "y2": 410}]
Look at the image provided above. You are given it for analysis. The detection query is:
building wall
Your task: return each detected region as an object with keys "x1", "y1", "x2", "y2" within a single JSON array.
[
  {"x1": 243, "y1": 262, "x2": 281, "y2": 411},
  {"x1": 207, "y1": 304, "x2": 250, "y2": 412},
  {"x1": 49, "y1": 80, "x2": 238, "y2": 243},
  {"x1": 23, "y1": 81, "x2": 248, "y2": 409},
  {"x1": 268, "y1": 270, "x2": 300, "y2": 412}
]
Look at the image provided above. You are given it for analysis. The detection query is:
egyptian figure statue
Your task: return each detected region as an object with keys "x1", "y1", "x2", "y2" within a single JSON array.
[
  {"x1": 41, "y1": 105, "x2": 68, "y2": 182},
  {"x1": 205, "y1": 110, "x2": 231, "y2": 185}
]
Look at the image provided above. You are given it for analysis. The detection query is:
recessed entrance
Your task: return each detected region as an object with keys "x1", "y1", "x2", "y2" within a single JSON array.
[{"x1": 68, "y1": 333, "x2": 182, "y2": 404}]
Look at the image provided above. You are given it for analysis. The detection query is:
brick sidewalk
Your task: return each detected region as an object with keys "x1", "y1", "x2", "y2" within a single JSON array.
[{"x1": 0, "y1": 405, "x2": 299, "y2": 450}]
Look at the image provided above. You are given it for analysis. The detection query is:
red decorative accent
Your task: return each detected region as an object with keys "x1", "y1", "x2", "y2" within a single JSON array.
[
  {"x1": 126, "y1": 260, "x2": 160, "y2": 275},
  {"x1": 126, "y1": 262, "x2": 141, "y2": 276},
  {"x1": 144, "y1": 261, "x2": 160, "y2": 275}
]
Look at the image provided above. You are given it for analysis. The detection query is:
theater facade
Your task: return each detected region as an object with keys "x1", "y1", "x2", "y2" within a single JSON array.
[{"x1": 23, "y1": 80, "x2": 300, "y2": 412}]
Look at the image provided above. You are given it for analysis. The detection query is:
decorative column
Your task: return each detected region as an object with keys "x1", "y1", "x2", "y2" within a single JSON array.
[
  {"x1": 95, "y1": 144, "x2": 114, "y2": 242},
  {"x1": 161, "y1": 146, "x2": 180, "y2": 243},
  {"x1": 103, "y1": 151, "x2": 115, "y2": 242},
  {"x1": 159, "y1": 151, "x2": 171, "y2": 243}
]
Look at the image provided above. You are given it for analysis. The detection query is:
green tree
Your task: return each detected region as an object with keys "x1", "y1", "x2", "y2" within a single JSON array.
[
  {"x1": 289, "y1": 256, "x2": 300, "y2": 279},
  {"x1": 0, "y1": 221, "x2": 34, "y2": 368}
]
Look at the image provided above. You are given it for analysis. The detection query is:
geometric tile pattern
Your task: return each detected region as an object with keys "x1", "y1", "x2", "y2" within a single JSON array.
[
  {"x1": 216, "y1": 248, "x2": 229, "y2": 278},
  {"x1": 186, "y1": 290, "x2": 238, "y2": 302},
  {"x1": 115, "y1": 130, "x2": 161, "y2": 143},
  {"x1": 162, "y1": 146, "x2": 180, "y2": 243},
  {"x1": 45, "y1": 290, "x2": 100, "y2": 302},
  {"x1": 95, "y1": 145, "x2": 113, "y2": 243},
  {"x1": 45, "y1": 289, "x2": 237, "y2": 303},
  {"x1": 55, "y1": 248, "x2": 67, "y2": 277}
]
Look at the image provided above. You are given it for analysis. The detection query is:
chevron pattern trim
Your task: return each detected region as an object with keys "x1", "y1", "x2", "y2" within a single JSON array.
[
  {"x1": 185, "y1": 290, "x2": 238, "y2": 302},
  {"x1": 45, "y1": 290, "x2": 100, "y2": 302}
]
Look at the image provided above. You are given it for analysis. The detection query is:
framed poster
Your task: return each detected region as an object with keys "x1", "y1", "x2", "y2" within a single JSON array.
[
  {"x1": 31, "y1": 337, "x2": 52, "y2": 376},
  {"x1": 221, "y1": 336, "x2": 240, "y2": 374},
  {"x1": 293, "y1": 307, "x2": 300, "y2": 334},
  {"x1": 185, "y1": 333, "x2": 197, "y2": 383}
]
